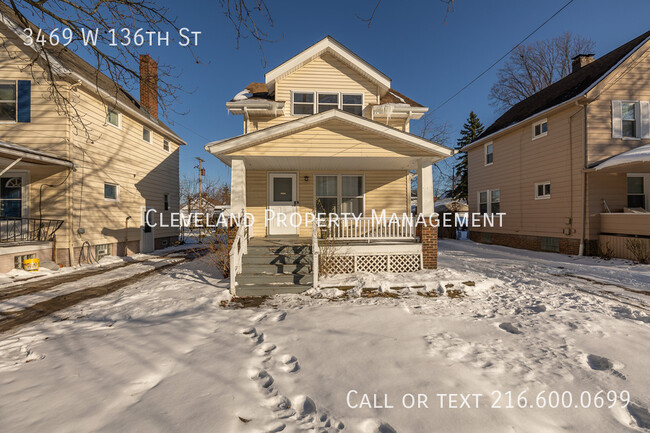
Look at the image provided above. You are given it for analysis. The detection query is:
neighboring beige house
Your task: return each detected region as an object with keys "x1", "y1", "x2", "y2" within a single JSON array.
[
  {"x1": 464, "y1": 30, "x2": 650, "y2": 260},
  {"x1": 206, "y1": 36, "x2": 453, "y2": 295},
  {"x1": 0, "y1": 4, "x2": 185, "y2": 272}
]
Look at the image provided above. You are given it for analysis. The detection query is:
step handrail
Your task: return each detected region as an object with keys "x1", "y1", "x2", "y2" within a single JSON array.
[
  {"x1": 229, "y1": 212, "x2": 249, "y2": 294},
  {"x1": 312, "y1": 218, "x2": 319, "y2": 289}
]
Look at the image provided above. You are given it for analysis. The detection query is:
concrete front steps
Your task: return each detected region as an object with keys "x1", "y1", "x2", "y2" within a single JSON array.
[{"x1": 235, "y1": 242, "x2": 313, "y2": 296}]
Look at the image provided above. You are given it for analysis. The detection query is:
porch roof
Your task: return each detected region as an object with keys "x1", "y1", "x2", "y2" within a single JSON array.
[
  {"x1": 0, "y1": 141, "x2": 74, "y2": 169},
  {"x1": 593, "y1": 144, "x2": 650, "y2": 172},
  {"x1": 204, "y1": 109, "x2": 453, "y2": 168}
]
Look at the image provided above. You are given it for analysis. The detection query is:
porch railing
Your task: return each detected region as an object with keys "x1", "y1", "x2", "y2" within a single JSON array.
[
  {"x1": 0, "y1": 217, "x2": 64, "y2": 243},
  {"x1": 229, "y1": 220, "x2": 249, "y2": 294},
  {"x1": 326, "y1": 217, "x2": 417, "y2": 241}
]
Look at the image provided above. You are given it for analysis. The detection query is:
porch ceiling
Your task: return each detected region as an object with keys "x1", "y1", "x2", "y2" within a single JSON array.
[{"x1": 221, "y1": 155, "x2": 430, "y2": 171}]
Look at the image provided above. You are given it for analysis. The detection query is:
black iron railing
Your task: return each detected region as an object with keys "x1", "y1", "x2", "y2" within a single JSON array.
[{"x1": 0, "y1": 217, "x2": 64, "y2": 243}]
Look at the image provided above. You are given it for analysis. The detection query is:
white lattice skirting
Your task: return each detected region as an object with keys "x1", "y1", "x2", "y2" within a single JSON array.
[{"x1": 323, "y1": 253, "x2": 422, "y2": 274}]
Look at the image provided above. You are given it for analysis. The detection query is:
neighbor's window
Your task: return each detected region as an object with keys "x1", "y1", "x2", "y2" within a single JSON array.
[
  {"x1": 541, "y1": 237, "x2": 560, "y2": 253},
  {"x1": 533, "y1": 119, "x2": 548, "y2": 139},
  {"x1": 621, "y1": 102, "x2": 638, "y2": 138},
  {"x1": 104, "y1": 183, "x2": 118, "y2": 201},
  {"x1": 490, "y1": 189, "x2": 500, "y2": 214},
  {"x1": 292, "y1": 92, "x2": 314, "y2": 115},
  {"x1": 164, "y1": 194, "x2": 169, "y2": 211},
  {"x1": 479, "y1": 191, "x2": 488, "y2": 214},
  {"x1": 163, "y1": 139, "x2": 170, "y2": 152},
  {"x1": 315, "y1": 175, "x2": 338, "y2": 215},
  {"x1": 342, "y1": 94, "x2": 363, "y2": 115},
  {"x1": 143, "y1": 127, "x2": 152, "y2": 143},
  {"x1": 317, "y1": 93, "x2": 339, "y2": 113},
  {"x1": 627, "y1": 176, "x2": 645, "y2": 209},
  {"x1": 535, "y1": 181, "x2": 551, "y2": 199},
  {"x1": 0, "y1": 81, "x2": 17, "y2": 122},
  {"x1": 95, "y1": 244, "x2": 111, "y2": 260},
  {"x1": 341, "y1": 175, "x2": 363, "y2": 216},
  {"x1": 485, "y1": 142, "x2": 493, "y2": 165},
  {"x1": 106, "y1": 108, "x2": 120, "y2": 127}
]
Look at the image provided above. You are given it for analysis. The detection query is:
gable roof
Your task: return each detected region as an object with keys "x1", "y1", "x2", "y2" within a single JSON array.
[
  {"x1": 0, "y1": 2, "x2": 185, "y2": 145},
  {"x1": 264, "y1": 36, "x2": 391, "y2": 91},
  {"x1": 205, "y1": 109, "x2": 452, "y2": 160},
  {"x1": 475, "y1": 30, "x2": 650, "y2": 143}
]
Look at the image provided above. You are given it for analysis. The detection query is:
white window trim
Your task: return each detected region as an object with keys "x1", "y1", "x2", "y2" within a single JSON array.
[
  {"x1": 104, "y1": 182, "x2": 120, "y2": 202},
  {"x1": 484, "y1": 142, "x2": 493, "y2": 166},
  {"x1": 291, "y1": 90, "x2": 316, "y2": 116},
  {"x1": 106, "y1": 108, "x2": 122, "y2": 129},
  {"x1": 291, "y1": 91, "x2": 364, "y2": 117},
  {"x1": 478, "y1": 189, "x2": 500, "y2": 214},
  {"x1": 614, "y1": 100, "x2": 642, "y2": 140},
  {"x1": 627, "y1": 173, "x2": 649, "y2": 210},
  {"x1": 532, "y1": 118, "x2": 548, "y2": 140},
  {"x1": 534, "y1": 181, "x2": 551, "y2": 200},
  {"x1": 0, "y1": 80, "x2": 17, "y2": 124},
  {"x1": 313, "y1": 174, "x2": 365, "y2": 216},
  {"x1": 163, "y1": 139, "x2": 171, "y2": 153},
  {"x1": 142, "y1": 126, "x2": 152, "y2": 143}
]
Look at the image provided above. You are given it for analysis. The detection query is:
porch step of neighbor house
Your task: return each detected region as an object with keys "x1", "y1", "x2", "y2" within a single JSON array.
[{"x1": 235, "y1": 240, "x2": 313, "y2": 297}]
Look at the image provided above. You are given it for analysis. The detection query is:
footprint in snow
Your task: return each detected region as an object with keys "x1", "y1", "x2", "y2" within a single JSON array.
[
  {"x1": 272, "y1": 311, "x2": 287, "y2": 322},
  {"x1": 279, "y1": 354, "x2": 300, "y2": 373},
  {"x1": 586, "y1": 354, "x2": 626, "y2": 380},
  {"x1": 498, "y1": 322, "x2": 522, "y2": 335},
  {"x1": 628, "y1": 403, "x2": 650, "y2": 430},
  {"x1": 360, "y1": 419, "x2": 398, "y2": 433},
  {"x1": 527, "y1": 304, "x2": 547, "y2": 313}
]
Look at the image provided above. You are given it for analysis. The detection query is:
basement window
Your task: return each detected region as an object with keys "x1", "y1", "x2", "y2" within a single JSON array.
[
  {"x1": 95, "y1": 244, "x2": 111, "y2": 260},
  {"x1": 541, "y1": 237, "x2": 560, "y2": 253}
]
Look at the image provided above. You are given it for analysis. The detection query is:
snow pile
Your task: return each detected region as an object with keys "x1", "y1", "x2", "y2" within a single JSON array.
[{"x1": 595, "y1": 143, "x2": 650, "y2": 170}]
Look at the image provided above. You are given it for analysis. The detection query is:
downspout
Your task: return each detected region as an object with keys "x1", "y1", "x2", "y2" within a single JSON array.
[
  {"x1": 579, "y1": 101, "x2": 589, "y2": 256},
  {"x1": 66, "y1": 86, "x2": 75, "y2": 267},
  {"x1": 243, "y1": 107, "x2": 249, "y2": 134}
]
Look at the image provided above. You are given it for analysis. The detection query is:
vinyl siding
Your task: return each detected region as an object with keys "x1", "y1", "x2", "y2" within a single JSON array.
[
  {"x1": 468, "y1": 105, "x2": 585, "y2": 240},
  {"x1": 229, "y1": 119, "x2": 431, "y2": 158},
  {"x1": 246, "y1": 170, "x2": 409, "y2": 238},
  {"x1": 0, "y1": 25, "x2": 181, "y2": 258}
]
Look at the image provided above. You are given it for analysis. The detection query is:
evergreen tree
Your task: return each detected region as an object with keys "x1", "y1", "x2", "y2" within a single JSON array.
[{"x1": 453, "y1": 112, "x2": 484, "y2": 201}]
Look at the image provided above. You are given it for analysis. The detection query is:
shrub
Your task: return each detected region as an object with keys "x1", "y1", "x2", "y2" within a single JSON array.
[{"x1": 625, "y1": 239, "x2": 650, "y2": 264}]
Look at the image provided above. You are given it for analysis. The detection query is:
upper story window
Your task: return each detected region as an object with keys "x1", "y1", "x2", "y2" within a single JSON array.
[
  {"x1": 143, "y1": 127, "x2": 152, "y2": 143},
  {"x1": 292, "y1": 91, "x2": 364, "y2": 116},
  {"x1": 163, "y1": 139, "x2": 170, "y2": 152},
  {"x1": 535, "y1": 181, "x2": 551, "y2": 199},
  {"x1": 164, "y1": 194, "x2": 170, "y2": 211},
  {"x1": 612, "y1": 100, "x2": 650, "y2": 139},
  {"x1": 0, "y1": 81, "x2": 17, "y2": 122},
  {"x1": 318, "y1": 93, "x2": 339, "y2": 112},
  {"x1": 292, "y1": 92, "x2": 314, "y2": 115},
  {"x1": 485, "y1": 142, "x2": 493, "y2": 165},
  {"x1": 342, "y1": 94, "x2": 363, "y2": 115},
  {"x1": 479, "y1": 189, "x2": 500, "y2": 214},
  {"x1": 107, "y1": 108, "x2": 121, "y2": 128},
  {"x1": 104, "y1": 183, "x2": 119, "y2": 201},
  {"x1": 532, "y1": 119, "x2": 548, "y2": 139}
]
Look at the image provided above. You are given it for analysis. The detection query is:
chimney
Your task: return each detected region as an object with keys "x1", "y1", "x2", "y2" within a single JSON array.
[
  {"x1": 139, "y1": 54, "x2": 158, "y2": 119},
  {"x1": 571, "y1": 54, "x2": 595, "y2": 73}
]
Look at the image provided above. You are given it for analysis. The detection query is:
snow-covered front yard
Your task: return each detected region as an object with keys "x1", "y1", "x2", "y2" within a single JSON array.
[{"x1": 1, "y1": 240, "x2": 649, "y2": 433}]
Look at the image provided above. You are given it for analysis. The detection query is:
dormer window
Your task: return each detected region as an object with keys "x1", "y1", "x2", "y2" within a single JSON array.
[
  {"x1": 318, "y1": 93, "x2": 339, "y2": 112},
  {"x1": 292, "y1": 92, "x2": 314, "y2": 115},
  {"x1": 342, "y1": 94, "x2": 363, "y2": 115}
]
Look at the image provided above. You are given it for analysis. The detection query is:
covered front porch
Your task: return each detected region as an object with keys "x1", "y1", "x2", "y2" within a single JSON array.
[
  {"x1": 0, "y1": 141, "x2": 72, "y2": 271},
  {"x1": 592, "y1": 144, "x2": 650, "y2": 261}
]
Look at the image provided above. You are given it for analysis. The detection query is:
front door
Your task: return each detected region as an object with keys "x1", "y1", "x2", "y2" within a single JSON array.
[
  {"x1": 0, "y1": 173, "x2": 27, "y2": 241},
  {"x1": 268, "y1": 173, "x2": 298, "y2": 236}
]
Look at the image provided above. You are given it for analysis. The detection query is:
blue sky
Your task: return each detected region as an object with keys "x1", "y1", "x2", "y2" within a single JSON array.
[{"x1": 140, "y1": 0, "x2": 650, "y2": 183}]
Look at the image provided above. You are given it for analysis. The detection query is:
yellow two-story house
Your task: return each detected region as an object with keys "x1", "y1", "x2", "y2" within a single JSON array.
[
  {"x1": 0, "y1": 3, "x2": 185, "y2": 272},
  {"x1": 206, "y1": 36, "x2": 452, "y2": 296}
]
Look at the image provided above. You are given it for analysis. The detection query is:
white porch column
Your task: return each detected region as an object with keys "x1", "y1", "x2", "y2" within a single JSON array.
[
  {"x1": 230, "y1": 159, "x2": 246, "y2": 215},
  {"x1": 416, "y1": 158, "x2": 434, "y2": 215}
]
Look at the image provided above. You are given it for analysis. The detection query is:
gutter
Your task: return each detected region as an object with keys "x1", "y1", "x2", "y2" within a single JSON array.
[
  {"x1": 70, "y1": 72, "x2": 187, "y2": 145},
  {"x1": 462, "y1": 34, "x2": 650, "y2": 153}
]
